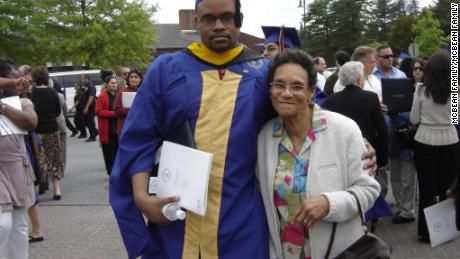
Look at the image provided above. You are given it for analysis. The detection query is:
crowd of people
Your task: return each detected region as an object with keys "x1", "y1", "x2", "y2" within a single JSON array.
[
  {"x1": 0, "y1": 60, "x2": 143, "y2": 258},
  {"x1": 0, "y1": 0, "x2": 458, "y2": 258}
]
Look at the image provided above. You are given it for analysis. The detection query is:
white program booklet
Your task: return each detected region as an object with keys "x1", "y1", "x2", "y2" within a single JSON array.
[
  {"x1": 0, "y1": 96, "x2": 26, "y2": 136},
  {"x1": 424, "y1": 198, "x2": 460, "y2": 247},
  {"x1": 122, "y1": 92, "x2": 136, "y2": 108},
  {"x1": 156, "y1": 141, "x2": 213, "y2": 216}
]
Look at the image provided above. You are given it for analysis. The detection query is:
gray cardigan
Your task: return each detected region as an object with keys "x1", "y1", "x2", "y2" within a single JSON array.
[
  {"x1": 256, "y1": 110, "x2": 380, "y2": 259},
  {"x1": 410, "y1": 85, "x2": 458, "y2": 146}
]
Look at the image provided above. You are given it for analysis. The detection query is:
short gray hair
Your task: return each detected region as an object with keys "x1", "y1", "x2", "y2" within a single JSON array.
[
  {"x1": 352, "y1": 46, "x2": 376, "y2": 62},
  {"x1": 339, "y1": 61, "x2": 364, "y2": 87}
]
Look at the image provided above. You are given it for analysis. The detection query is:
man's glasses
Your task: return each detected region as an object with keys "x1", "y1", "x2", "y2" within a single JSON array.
[
  {"x1": 413, "y1": 67, "x2": 423, "y2": 72},
  {"x1": 199, "y1": 14, "x2": 236, "y2": 27},
  {"x1": 378, "y1": 54, "x2": 394, "y2": 59}
]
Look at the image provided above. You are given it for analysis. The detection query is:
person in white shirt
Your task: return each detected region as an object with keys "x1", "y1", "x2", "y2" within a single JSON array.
[
  {"x1": 314, "y1": 57, "x2": 332, "y2": 79},
  {"x1": 333, "y1": 46, "x2": 382, "y2": 101}
]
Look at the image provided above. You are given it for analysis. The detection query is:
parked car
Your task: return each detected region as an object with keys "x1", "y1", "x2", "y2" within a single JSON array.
[
  {"x1": 325, "y1": 67, "x2": 337, "y2": 74},
  {"x1": 50, "y1": 70, "x2": 103, "y2": 114}
]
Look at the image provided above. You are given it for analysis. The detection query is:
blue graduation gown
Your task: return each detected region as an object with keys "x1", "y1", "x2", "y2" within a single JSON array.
[{"x1": 109, "y1": 48, "x2": 273, "y2": 259}]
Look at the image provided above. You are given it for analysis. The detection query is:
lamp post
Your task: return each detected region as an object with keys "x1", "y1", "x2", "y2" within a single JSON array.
[{"x1": 298, "y1": 0, "x2": 306, "y2": 50}]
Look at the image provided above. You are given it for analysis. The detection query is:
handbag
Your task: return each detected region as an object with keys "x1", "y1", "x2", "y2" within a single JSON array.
[
  {"x1": 394, "y1": 123, "x2": 417, "y2": 149},
  {"x1": 324, "y1": 191, "x2": 392, "y2": 259}
]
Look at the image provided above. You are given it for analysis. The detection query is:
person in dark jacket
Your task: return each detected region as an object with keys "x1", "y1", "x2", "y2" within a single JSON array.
[
  {"x1": 323, "y1": 50, "x2": 350, "y2": 96},
  {"x1": 323, "y1": 61, "x2": 388, "y2": 167},
  {"x1": 69, "y1": 83, "x2": 86, "y2": 137},
  {"x1": 322, "y1": 61, "x2": 391, "y2": 231}
]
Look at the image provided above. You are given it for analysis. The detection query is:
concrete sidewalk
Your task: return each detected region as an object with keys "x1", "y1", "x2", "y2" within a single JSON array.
[{"x1": 27, "y1": 134, "x2": 460, "y2": 259}]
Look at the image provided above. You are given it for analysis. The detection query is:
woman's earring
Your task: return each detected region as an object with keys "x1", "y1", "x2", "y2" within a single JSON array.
[{"x1": 308, "y1": 99, "x2": 315, "y2": 106}]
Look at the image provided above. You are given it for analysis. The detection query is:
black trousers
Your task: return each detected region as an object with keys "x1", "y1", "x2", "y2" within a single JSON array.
[
  {"x1": 414, "y1": 141, "x2": 459, "y2": 238},
  {"x1": 66, "y1": 117, "x2": 77, "y2": 133},
  {"x1": 83, "y1": 110, "x2": 98, "y2": 138},
  {"x1": 101, "y1": 134, "x2": 119, "y2": 175},
  {"x1": 74, "y1": 109, "x2": 86, "y2": 136}
]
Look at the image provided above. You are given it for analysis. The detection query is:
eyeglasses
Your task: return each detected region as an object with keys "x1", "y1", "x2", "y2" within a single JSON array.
[
  {"x1": 378, "y1": 54, "x2": 394, "y2": 59},
  {"x1": 270, "y1": 82, "x2": 307, "y2": 94},
  {"x1": 412, "y1": 67, "x2": 423, "y2": 72},
  {"x1": 199, "y1": 14, "x2": 236, "y2": 27}
]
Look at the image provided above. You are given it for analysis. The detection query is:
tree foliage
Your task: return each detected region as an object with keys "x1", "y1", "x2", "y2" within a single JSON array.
[
  {"x1": 431, "y1": 0, "x2": 460, "y2": 36},
  {"x1": 406, "y1": 0, "x2": 420, "y2": 16},
  {"x1": 0, "y1": 0, "x2": 38, "y2": 64},
  {"x1": 387, "y1": 15, "x2": 417, "y2": 55},
  {"x1": 0, "y1": 0, "x2": 157, "y2": 69},
  {"x1": 303, "y1": 0, "x2": 431, "y2": 63},
  {"x1": 329, "y1": 0, "x2": 367, "y2": 55},
  {"x1": 413, "y1": 10, "x2": 448, "y2": 58},
  {"x1": 304, "y1": 0, "x2": 334, "y2": 61},
  {"x1": 370, "y1": 0, "x2": 395, "y2": 42}
]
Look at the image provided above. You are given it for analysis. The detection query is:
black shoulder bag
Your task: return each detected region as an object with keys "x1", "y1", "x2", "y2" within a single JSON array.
[{"x1": 324, "y1": 191, "x2": 392, "y2": 259}]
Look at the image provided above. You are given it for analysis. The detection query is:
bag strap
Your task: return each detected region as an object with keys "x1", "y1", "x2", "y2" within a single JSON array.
[
  {"x1": 324, "y1": 191, "x2": 367, "y2": 259},
  {"x1": 324, "y1": 222, "x2": 337, "y2": 259},
  {"x1": 348, "y1": 191, "x2": 368, "y2": 234}
]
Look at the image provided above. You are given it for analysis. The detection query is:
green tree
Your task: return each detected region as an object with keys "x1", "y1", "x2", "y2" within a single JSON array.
[
  {"x1": 368, "y1": 0, "x2": 394, "y2": 42},
  {"x1": 304, "y1": 0, "x2": 334, "y2": 61},
  {"x1": 431, "y1": 0, "x2": 460, "y2": 36},
  {"x1": 329, "y1": 0, "x2": 367, "y2": 55},
  {"x1": 406, "y1": 0, "x2": 420, "y2": 16},
  {"x1": 3, "y1": 0, "x2": 157, "y2": 69},
  {"x1": 0, "y1": 0, "x2": 40, "y2": 64},
  {"x1": 413, "y1": 10, "x2": 448, "y2": 57},
  {"x1": 391, "y1": 0, "x2": 406, "y2": 19},
  {"x1": 387, "y1": 15, "x2": 417, "y2": 55}
]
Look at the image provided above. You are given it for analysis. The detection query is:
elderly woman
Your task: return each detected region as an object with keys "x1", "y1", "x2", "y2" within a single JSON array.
[
  {"x1": 257, "y1": 49, "x2": 380, "y2": 259},
  {"x1": 323, "y1": 61, "x2": 392, "y2": 231},
  {"x1": 30, "y1": 67, "x2": 63, "y2": 200},
  {"x1": 410, "y1": 51, "x2": 458, "y2": 242},
  {"x1": 0, "y1": 58, "x2": 37, "y2": 259},
  {"x1": 334, "y1": 46, "x2": 382, "y2": 101}
]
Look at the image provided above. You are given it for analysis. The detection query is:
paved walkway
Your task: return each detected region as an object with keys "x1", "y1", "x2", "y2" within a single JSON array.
[{"x1": 27, "y1": 133, "x2": 460, "y2": 258}]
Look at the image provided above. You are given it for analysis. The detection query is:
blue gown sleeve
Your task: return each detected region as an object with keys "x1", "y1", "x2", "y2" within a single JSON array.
[{"x1": 109, "y1": 55, "x2": 170, "y2": 259}]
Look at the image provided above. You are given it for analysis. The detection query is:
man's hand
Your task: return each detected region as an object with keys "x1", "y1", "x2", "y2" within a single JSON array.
[
  {"x1": 132, "y1": 172, "x2": 181, "y2": 225},
  {"x1": 292, "y1": 195, "x2": 330, "y2": 229},
  {"x1": 134, "y1": 194, "x2": 180, "y2": 226},
  {"x1": 362, "y1": 138, "x2": 377, "y2": 175},
  {"x1": 380, "y1": 103, "x2": 388, "y2": 113},
  {"x1": 83, "y1": 107, "x2": 88, "y2": 115}
]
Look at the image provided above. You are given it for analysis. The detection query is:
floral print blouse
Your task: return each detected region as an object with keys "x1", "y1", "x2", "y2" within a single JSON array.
[{"x1": 272, "y1": 105, "x2": 327, "y2": 259}]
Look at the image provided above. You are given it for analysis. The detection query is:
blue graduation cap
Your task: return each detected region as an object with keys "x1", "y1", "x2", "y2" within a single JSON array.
[
  {"x1": 261, "y1": 26, "x2": 301, "y2": 49},
  {"x1": 195, "y1": 0, "x2": 203, "y2": 8},
  {"x1": 399, "y1": 53, "x2": 412, "y2": 60}
]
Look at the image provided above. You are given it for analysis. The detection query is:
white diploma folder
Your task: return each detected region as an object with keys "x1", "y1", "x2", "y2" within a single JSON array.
[
  {"x1": 0, "y1": 96, "x2": 26, "y2": 136},
  {"x1": 122, "y1": 92, "x2": 136, "y2": 108},
  {"x1": 423, "y1": 198, "x2": 460, "y2": 247},
  {"x1": 156, "y1": 141, "x2": 213, "y2": 216}
]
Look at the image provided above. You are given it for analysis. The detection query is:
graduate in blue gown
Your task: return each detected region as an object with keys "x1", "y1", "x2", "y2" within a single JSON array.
[
  {"x1": 109, "y1": 0, "x2": 274, "y2": 258},
  {"x1": 261, "y1": 25, "x2": 327, "y2": 105},
  {"x1": 109, "y1": 1, "x2": 377, "y2": 258}
]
